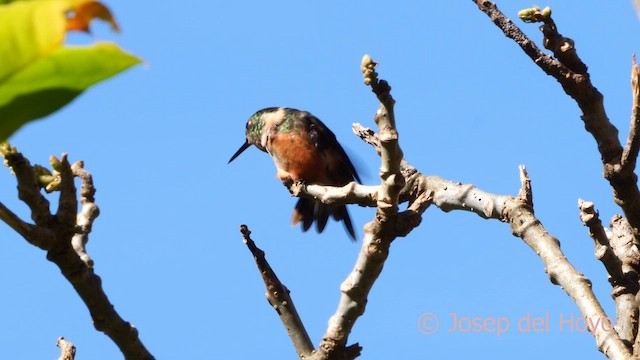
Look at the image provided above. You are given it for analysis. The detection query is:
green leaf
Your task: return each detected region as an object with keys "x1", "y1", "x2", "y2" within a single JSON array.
[
  {"x1": 0, "y1": 0, "x2": 70, "y2": 81},
  {"x1": 0, "y1": 42, "x2": 141, "y2": 140},
  {"x1": 0, "y1": 0, "x2": 137, "y2": 140}
]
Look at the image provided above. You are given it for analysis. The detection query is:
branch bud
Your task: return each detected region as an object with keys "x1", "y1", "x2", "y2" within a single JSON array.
[{"x1": 361, "y1": 54, "x2": 379, "y2": 85}]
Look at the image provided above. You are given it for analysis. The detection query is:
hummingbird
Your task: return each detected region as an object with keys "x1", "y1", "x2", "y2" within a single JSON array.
[{"x1": 228, "y1": 107, "x2": 361, "y2": 241}]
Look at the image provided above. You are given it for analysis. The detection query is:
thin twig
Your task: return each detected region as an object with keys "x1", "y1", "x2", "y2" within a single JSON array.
[
  {"x1": 0, "y1": 201, "x2": 37, "y2": 240},
  {"x1": 240, "y1": 225, "x2": 314, "y2": 359},
  {"x1": 474, "y1": 1, "x2": 570, "y2": 80},
  {"x1": 622, "y1": 54, "x2": 640, "y2": 173},
  {"x1": 536, "y1": 10, "x2": 587, "y2": 74},
  {"x1": 474, "y1": 1, "x2": 621, "y2": 160},
  {"x1": 516, "y1": 165, "x2": 533, "y2": 207},
  {"x1": 352, "y1": 123, "x2": 416, "y2": 177},
  {"x1": 54, "y1": 154, "x2": 78, "y2": 231}
]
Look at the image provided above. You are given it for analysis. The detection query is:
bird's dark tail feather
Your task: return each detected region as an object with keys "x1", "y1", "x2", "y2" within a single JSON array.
[{"x1": 292, "y1": 198, "x2": 356, "y2": 241}]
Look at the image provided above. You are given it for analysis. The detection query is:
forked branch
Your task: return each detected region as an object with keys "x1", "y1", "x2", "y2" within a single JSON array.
[
  {"x1": 0, "y1": 146, "x2": 154, "y2": 360},
  {"x1": 474, "y1": 0, "x2": 640, "y2": 248}
]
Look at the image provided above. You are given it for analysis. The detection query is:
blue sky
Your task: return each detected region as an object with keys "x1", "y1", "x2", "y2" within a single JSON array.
[{"x1": 1, "y1": 1, "x2": 638, "y2": 359}]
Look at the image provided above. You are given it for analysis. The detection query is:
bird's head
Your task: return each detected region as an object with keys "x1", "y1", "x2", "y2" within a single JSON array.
[{"x1": 228, "y1": 108, "x2": 277, "y2": 163}]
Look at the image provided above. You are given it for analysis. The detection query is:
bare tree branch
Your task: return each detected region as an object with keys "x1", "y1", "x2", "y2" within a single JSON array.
[
  {"x1": 608, "y1": 215, "x2": 640, "y2": 350},
  {"x1": 239, "y1": 225, "x2": 315, "y2": 359},
  {"x1": 579, "y1": 200, "x2": 638, "y2": 349},
  {"x1": 289, "y1": 182, "x2": 378, "y2": 208},
  {"x1": 0, "y1": 201, "x2": 44, "y2": 242},
  {"x1": 412, "y1": 173, "x2": 630, "y2": 359},
  {"x1": 474, "y1": 1, "x2": 640, "y2": 246},
  {"x1": 57, "y1": 337, "x2": 76, "y2": 360},
  {"x1": 474, "y1": 1, "x2": 570, "y2": 80},
  {"x1": 352, "y1": 123, "x2": 417, "y2": 195},
  {"x1": 309, "y1": 55, "x2": 428, "y2": 360},
  {"x1": 352, "y1": 127, "x2": 631, "y2": 358},
  {"x1": 579, "y1": 200, "x2": 624, "y2": 280},
  {"x1": 243, "y1": 6, "x2": 640, "y2": 357},
  {"x1": 524, "y1": 6, "x2": 587, "y2": 75},
  {"x1": 305, "y1": 124, "x2": 626, "y2": 358},
  {"x1": 1, "y1": 148, "x2": 154, "y2": 360},
  {"x1": 54, "y1": 154, "x2": 78, "y2": 230},
  {"x1": 395, "y1": 190, "x2": 433, "y2": 237},
  {"x1": 71, "y1": 161, "x2": 99, "y2": 268},
  {"x1": 2, "y1": 150, "x2": 52, "y2": 226},
  {"x1": 622, "y1": 54, "x2": 640, "y2": 173},
  {"x1": 351, "y1": 124, "x2": 634, "y2": 358}
]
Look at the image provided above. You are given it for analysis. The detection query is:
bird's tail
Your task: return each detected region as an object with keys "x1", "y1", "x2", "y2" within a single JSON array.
[{"x1": 292, "y1": 198, "x2": 356, "y2": 241}]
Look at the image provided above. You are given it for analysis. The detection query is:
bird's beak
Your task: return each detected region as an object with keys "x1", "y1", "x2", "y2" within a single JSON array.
[{"x1": 228, "y1": 141, "x2": 252, "y2": 163}]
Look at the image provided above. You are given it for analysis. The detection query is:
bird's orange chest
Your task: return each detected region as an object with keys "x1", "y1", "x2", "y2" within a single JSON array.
[{"x1": 267, "y1": 130, "x2": 325, "y2": 183}]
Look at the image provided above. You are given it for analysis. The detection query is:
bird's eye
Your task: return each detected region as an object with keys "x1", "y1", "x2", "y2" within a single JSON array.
[{"x1": 246, "y1": 120, "x2": 252, "y2": 129}]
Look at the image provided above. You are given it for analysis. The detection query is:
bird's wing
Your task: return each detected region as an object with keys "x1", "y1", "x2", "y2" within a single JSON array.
[{"x1": 301, "y1": 111, "x2": 362, "y2": 184}]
